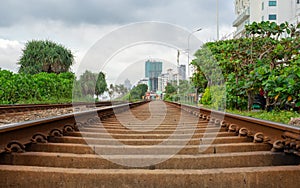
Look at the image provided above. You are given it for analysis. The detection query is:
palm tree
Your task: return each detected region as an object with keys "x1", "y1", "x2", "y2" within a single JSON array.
[{"x1": 18, "y1": 40, "x2": 74, "y2": 74}]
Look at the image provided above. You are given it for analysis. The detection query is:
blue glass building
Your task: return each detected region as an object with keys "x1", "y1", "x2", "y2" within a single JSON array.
[{"x1": 145, "y1": 60, "x2": 162, "y2": 92}]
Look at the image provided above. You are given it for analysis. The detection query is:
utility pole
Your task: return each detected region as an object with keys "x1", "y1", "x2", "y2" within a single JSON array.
[
  {"x1": 187, "y1": 28, "x2": 202, "y2": 79},
  {"x1": 217, "y1": 0, "x2": 220, "y2": 41},
  {"x1": 177, "y1": 50, "x2": 180, "y2": 95},
  {"x1": 187, "y1": 28, "x2": 202, "y2": 104}
]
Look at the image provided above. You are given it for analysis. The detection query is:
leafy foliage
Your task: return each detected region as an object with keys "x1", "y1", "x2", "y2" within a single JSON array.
[
  {"x1": 18, "y1": 40, "x2": 74, "y2": 74},
  {"x1": 192, "y1": 21, "x2": 300, "y2": 111},
  {"x1": 200, "y1": 87, "x2": 211, "y2": 105},
  {"x1": 0, "y1": 69, "x2": 75, "y2": 104},
  {"x1": 108, "y1": 84, "x2": 129, "y2": 99},
  {"x1": 227, "y1": 109, "x2": 300, "y2": 125},
  {"x1": 95, "y1": 72, "x2": 108, "y2": 99},
  {"x1": 165, "y1": 83, "x2": 176, "y2": 94},
  {"x1": 129, "y1": 84, "x2": 148, "y2": 100},
  {"x1": 78, "y1": 70, "x2": 97, "y2": 97},
  {"x1": 0, "y1": 69, "x2": 109, "y2": 104},
  {"x1": 76, "y1": 70, "x2": 108, "y2": 100}
]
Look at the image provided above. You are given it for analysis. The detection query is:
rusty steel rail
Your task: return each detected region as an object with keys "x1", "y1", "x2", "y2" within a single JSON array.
[
  {"x1": 0, "y1": 101, "x2": 147, "y2": 153},
  {"x1": 0, "y1": 101, "x2": 126, "y2": 114},
  {"x1": 167, "y1": 101, "x2": 300, "y2": 156},
  {"x1": 0, "y1": 100, "x2": 300, "y2": 187}
]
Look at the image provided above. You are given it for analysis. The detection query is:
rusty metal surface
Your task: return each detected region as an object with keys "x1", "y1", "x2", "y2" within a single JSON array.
[
  {"x1": 0, "y1": 101, "x2": 126, "y2": 114},
  {"x1": 0, "y1": 100, "x2": 300, "y2": 187},
  {"x1": 167, "y1": 102, "x2": 300, "y2": 155},
  {"x1": 1, "y1": 165, "x2": 300, "y2": 187},
  {"x1": 0, "y1": 101, "x2": 147, "y2": 153}
]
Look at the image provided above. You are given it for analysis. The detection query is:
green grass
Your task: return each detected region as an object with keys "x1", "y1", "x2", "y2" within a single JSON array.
[
  {"x1": 12, "y1": 98, "x2": 72, "y2": 105},
  {"x1": 178, "y1": 101, "x2": 300, "y2": 125},
  {"x1": 225, "y1": 109, "x2": 300, "y2": 125},
  {"x1": 226, "y1": 109, "x2": 300, "y2": 124}
]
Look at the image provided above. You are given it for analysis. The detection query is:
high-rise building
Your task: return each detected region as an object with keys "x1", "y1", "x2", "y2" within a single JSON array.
[
  {"x1": 149, "y1": 77, "x2": 159, "y2": 92},
  {"x1": 145, "y1": 60, "x2": 163, "y2": 92},
  {"x1": 167, "y1": 68, "x2": 174, "y2": 81},
  {"x1": 124, "y1": 78, "x2": 132, "y2": 90},
  {"x1": 233, "y1": 0, "x2": 300, "y2": 38},
  {"x1": 157, "y1": 73, "x2": 169, "y2": 92},
  {"x1": 178, "y1": 65, "x2": 186, "y2": 80},
  {"x1": 145, "y1": 60, "x2": 163, "y2": 78},
  {"x1": 161, "y1": 73, "x2": 169, "y2": 92}
]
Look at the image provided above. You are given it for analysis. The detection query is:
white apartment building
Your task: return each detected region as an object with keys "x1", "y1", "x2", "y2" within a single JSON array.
[
  {"x1": 156, "y1": 66, "x2": 187, "y2": 92},
  {"x1": 158, "y1": 73, "x2": 169, "y2": 92},
  {"x1": 233, "y1": 0, "x2": 300, "y2": 38}
]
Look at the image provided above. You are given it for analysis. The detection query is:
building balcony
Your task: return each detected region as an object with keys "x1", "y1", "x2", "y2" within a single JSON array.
[
  {"x1": 233, "y1": 27, "x2": 245, "y2": 38},
  {"x1": 233, "y1": 7, "x2": 250, "y2": 27}
]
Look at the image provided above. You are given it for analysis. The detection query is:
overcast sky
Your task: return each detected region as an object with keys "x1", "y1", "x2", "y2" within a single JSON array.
[{"x1": 0, "y1": 0, "x2": 236, "y2": 84}]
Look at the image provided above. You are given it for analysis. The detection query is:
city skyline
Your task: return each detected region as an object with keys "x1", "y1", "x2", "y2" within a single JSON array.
[{"x1": 129, "y1": 60, "x2": 187, "y2": 93}]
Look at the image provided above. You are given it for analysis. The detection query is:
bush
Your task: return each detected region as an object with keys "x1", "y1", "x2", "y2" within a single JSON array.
[
  {"x1": 0, "y1": 70, "x2": 75, "y2": 104},
  {"x1": 201, "y1": 87, "x2": 211, "y2": 105},
  {"x1": 200, "y1": 86, "x2": 226, "y2": 110}
]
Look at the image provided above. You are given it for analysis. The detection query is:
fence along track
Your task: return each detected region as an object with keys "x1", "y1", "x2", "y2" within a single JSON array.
[{"x1": 0, "y1": 101, "x2": 299, "y2": 187}]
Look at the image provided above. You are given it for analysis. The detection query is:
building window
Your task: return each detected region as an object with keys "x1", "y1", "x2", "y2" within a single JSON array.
[
  {"x1": 269, "y1": 1, "x2": 277, "y2": 6},
  {"x1": 269, "y1": 14, "x2": 277, "y2": 20},
  {"x1": 262, "y1": 16, "x2": 264, "y2": 21},
  {"x1": 297, "y1": 0, "x2": 300, "y2": 4},
  {"x1": 262, "y1": 2, "x2": 264, "y2": 10}
]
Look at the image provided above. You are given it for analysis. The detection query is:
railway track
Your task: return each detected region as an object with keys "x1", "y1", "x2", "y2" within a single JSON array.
[
  {"x1": 0, "y1": 101, "x2": 124, "y2": 114},
  {"x1": 0, "y1": 101, "x2": 126, "y2": 125},
  {"x1": 0, "y1": 100, "x2": 300, "y2": 187}
]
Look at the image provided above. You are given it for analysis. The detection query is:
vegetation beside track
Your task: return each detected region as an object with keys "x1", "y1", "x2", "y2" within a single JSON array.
[
  {"x1": 163, "y1": 21, "x2": 300, "y2": 125},
  {"x1": 226, "y1": 108, "x2": 300, "y2": 125},
  {"x1": 0, "y1": 70, "x2": 74, "y2": 104},
  {"x1": 0, "y1": 40, "x2": 111, "y2": 105},
  {"x1": 175, "y1": 101, "x2": 299, "y2": 125},
  {"x1": 191, "y1": 21, "x2": 300, "y2": 111},
  {"x1": 0, "y1": 69, "x2": 109, "y2": 104}
]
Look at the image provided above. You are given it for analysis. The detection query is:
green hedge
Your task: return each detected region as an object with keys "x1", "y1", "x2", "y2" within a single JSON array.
[{"x1": 0, "y1": 70, "x2": 75, "y2": 104}]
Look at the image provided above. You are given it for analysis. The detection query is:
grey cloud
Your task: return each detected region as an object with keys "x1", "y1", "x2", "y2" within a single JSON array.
[{"x1": 0, "y1": 0, "x2": 235, "y2": 29}]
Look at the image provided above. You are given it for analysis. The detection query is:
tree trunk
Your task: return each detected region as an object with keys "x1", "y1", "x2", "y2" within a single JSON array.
[
  {"x1": 247, "y1": 90, "x2": 254, "y2": 111},
  {"x1": 235, "y1": 76, "x2": 238, "y2": 109},
  {"x1": 195, "y1": 87, "x2": 199, "y2": 104},
  {"x1": 265, "y1": 93, "x2": 271, "y2": 111}
]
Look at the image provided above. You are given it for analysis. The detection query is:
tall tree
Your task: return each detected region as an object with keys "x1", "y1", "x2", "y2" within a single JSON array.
[
  {"x1": 130, "y1": 84, "x2": 148, "y2": 100},
  {"x1": 108, "y1": 84, "x2": 115, "y2": 99},
  {"x1": 18, "y1": 40, "x2": 74, "y2": 74},
  {"x1": 115, "y1": 84, "x2": 128, "y2": 97},
  {"x1": 165, "y1": 83, "x2": 176, "y2": 94},
  {"x1": 95, "y1": 72, "x2": 108, "y2": 99},
  {"x1": 78, "y1": 70, "x2": 97, "y2": 97}
]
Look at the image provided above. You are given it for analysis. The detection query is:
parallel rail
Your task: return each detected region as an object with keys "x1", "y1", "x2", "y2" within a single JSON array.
[
  {"x1": 0, "y1": 101, "x2": 145, "y2": 153},
  {"x1": 0, "y1": 101, "x2": 299, "y2": 187},
  {"x1": 168, "y1": 102, "x2": 300, "y2": 155},
  {"x1": 0, "y1": 101, "x2": 125, "y2": 114}
]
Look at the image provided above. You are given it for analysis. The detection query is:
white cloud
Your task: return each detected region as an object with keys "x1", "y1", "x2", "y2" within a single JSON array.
[
  {"x1": 0, "y1": 39, "x2": 23, "y2": 72},
  {"x1": 0, "y1": 21, "x2": 120, "y2": 73},
  {"x1": 0, "y1": 39, "x2": 22, "y2": 49}
]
